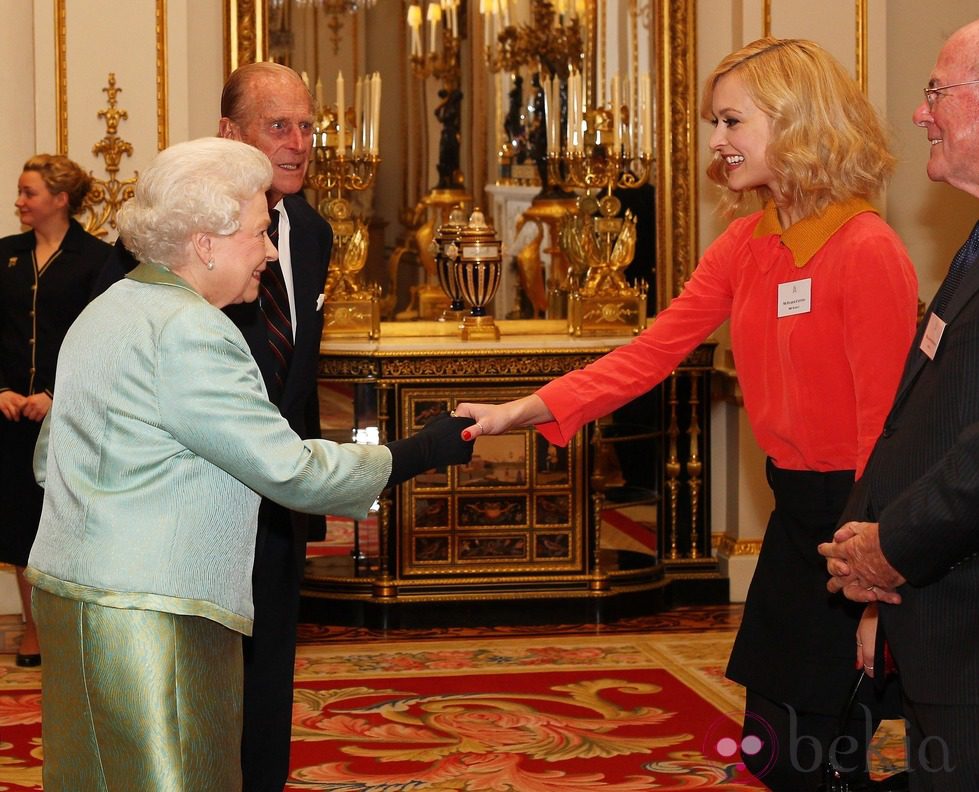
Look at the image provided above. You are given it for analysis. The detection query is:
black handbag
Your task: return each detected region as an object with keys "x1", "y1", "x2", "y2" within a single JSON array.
[{"x1": 819, "y1": 671, "x2": 909, "y2": 791}]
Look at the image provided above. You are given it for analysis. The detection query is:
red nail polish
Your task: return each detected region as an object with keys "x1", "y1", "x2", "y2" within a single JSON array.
[{"x1": 462, "y1": 431, "x2": 471, "y2": 441}]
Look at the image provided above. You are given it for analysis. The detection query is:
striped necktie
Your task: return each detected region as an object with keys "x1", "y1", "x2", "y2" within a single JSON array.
[
  {"x1": 934, "y1": 220, "x2": 979, "y2": 318},
  {"x1": 260, "y1": 208, "x2": 294, "y2": 404}
]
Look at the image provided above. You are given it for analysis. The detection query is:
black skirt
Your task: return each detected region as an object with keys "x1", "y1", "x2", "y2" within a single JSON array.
[
  {"x1": 726, "y1": 459, "x2": 865, "y2": 717},
  {"x1": 0, "y1": 417, "x2": 44, "y2": 566}
]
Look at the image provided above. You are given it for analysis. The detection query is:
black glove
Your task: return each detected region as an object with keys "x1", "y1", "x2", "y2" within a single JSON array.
[{"x1": 385, "y1": 412, "x2": 476, "y2": 488}]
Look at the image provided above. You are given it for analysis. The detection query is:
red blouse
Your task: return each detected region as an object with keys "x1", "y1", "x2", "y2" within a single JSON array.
[{"x1": 536, "y1": 200, "x2": 919, "y2": 478}]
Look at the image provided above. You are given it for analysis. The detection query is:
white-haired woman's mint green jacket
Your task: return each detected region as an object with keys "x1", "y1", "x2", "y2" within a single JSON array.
[{"x1": 26, "y1": 262, "x2": 391, "y2": 635}]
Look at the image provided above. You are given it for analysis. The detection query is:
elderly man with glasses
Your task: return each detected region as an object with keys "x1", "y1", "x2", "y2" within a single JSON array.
[{"x1": 821, "y1": 18, "x2": 979, "y2": 792}]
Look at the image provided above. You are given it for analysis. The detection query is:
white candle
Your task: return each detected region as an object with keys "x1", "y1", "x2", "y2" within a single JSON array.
[
  {"x1": 557, "y1": 75, "x2": 564, "y2": 153},
  {"x1": 365, "y1": 74, "x2": 374, "y2": 154},
  {"x1": 541, "y1": 77, "x2": 554, "y2": 155},
  {"x1": 408, "y1": 5, "x2": 423, "y2": 57},
  {"x1": 642, "y1": 73, "x2": 653, "y2": 156},
  {"x1": 596, "y1": 9, "x2": 604, "y2": 106},
  {"x1": 336, "y1": 72, "x2": 345, "y2": 153},
  {"x1": 611, "y1": 75, "x2": 620, "y2": 153},
  {"x1": 427, "y1": 2, "x2": 441, "y2": 53},
  {"x1": 371, "y1": 73, "x2": 382, "y2": 155},
  {"x1": 567, "y1": 72, "x2": 576, "y2": 153},
  {"x1": 315, "y1": 77, "x2": 324, "y2": 110},
  {"x1": 353, "y1": 76, "x2": 363, "y2": 154}
]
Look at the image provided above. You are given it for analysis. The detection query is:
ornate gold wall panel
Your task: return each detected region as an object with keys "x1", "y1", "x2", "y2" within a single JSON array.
[
  {"x1": 55, "y1": 0, "x2": 68, "y2": 153},
  {"x1": 55, "y1": 0, "x2": 169, "y2": 155}
]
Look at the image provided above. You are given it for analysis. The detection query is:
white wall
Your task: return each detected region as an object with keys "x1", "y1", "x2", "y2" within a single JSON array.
[
  {"x1": 885, "y1": 2, "x2": 977, "y2": 303},
  {"x1": 0, "y1": 1, "x2": 38, "y2": 238}
]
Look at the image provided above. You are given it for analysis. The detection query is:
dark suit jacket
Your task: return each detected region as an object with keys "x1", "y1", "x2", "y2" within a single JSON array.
[
  {"x1": 842, "y1": 223, "x2": 979, "y2": 705},
  {"x1": 224, "y1": 193, "x2": 332, "y2": 542}
]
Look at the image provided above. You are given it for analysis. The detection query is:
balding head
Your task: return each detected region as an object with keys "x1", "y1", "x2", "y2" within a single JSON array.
[{"x1": 218, "y1": 63, "x2": 315, "y2": 207}]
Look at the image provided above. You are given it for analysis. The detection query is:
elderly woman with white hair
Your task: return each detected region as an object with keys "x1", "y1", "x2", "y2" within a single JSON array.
[{"x1": 25, "y1": 137, "x2": 474, "y2": 791}]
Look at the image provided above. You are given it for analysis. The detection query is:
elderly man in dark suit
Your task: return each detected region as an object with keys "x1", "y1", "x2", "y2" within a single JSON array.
[
  {"x1": 820, "y1": 18, "x2": 979, "y2": 792},
  {"x1": 216, "y1": 62, "x2": 333, "y2": 791}
]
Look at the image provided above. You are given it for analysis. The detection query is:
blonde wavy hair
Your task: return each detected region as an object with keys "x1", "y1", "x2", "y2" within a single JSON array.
[
  {"x1": 700, "y1": 37, "x2": 895, "y2": 218},
  {"x1": 23, "y1": 154, "x2": 93, "y2": 216}
]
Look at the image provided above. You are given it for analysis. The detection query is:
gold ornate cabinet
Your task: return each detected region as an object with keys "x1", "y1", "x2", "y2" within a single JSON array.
[{"x1": 302, "y1": 321, "x2": 722, "y2": 627}]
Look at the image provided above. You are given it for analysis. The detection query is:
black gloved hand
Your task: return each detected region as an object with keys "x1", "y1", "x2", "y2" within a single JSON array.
[{"x1": 385, "y1": 412, "x2": 477, "y2": 488}]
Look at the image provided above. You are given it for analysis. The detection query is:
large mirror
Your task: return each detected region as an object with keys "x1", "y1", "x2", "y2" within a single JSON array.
[{"x1": 224, "y1": 0, "x2": 697, "y2": 319}]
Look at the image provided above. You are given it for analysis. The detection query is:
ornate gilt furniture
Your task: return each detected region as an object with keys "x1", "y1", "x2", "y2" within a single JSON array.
[{"x1": 302, "y1": 322, "x2": 720, "y2": 626}]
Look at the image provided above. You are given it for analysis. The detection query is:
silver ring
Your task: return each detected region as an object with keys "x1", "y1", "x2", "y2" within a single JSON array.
[
  {"x1": 864, "y1": 664, "x2": 874, "y2": 671},
  {"x1": 865, "y1": 585, "x2": 875, "y2": 591},
  {"x1": 856, "y1": 641, "x2": 863, "y2": 647},
  {"x1": 475, "y1": 422, "x2": 483, "y2": 432}
]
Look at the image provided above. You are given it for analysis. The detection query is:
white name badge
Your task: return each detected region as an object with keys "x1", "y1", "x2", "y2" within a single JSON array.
[
  {"x1": 920, "y1": 312, "x2": 946, "y2": 360},
  {"x1": 777, "y1": 278, "x2": 812, "y2": 318}
]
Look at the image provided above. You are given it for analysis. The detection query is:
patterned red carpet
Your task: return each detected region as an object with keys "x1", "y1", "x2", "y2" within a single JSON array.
[
  {"x1": 0, "y1": 608, "x2": 766, "y2": 790},
  {"x1": 287, "y1": 627, "x2": 766, "y2": 790},
  {"x1": 0, "y1": 606, "x2": 904, "y2": 790}
]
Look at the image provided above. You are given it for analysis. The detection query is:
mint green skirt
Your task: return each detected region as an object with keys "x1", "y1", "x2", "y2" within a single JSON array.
[{"x1": 33, "y1": 588, "x2": 243, "y2": 791}]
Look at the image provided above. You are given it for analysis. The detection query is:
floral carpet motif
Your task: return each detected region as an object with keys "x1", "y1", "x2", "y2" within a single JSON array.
[
  {"x1": 0, "y1": 613, "x2": 904, "y2": 790},
  {"x1": 286, "y1": 632, "x2": 766, "y2": 790}
]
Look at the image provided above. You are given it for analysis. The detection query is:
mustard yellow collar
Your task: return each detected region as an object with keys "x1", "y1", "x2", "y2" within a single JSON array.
[{"x1": 754, "y1": 198, "x2": 877, "y2": 268}]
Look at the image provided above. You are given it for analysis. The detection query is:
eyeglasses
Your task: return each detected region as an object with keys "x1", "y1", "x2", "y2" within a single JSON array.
[{"x1": 923, "y1": 78, "x2": 979, "y2": 108}]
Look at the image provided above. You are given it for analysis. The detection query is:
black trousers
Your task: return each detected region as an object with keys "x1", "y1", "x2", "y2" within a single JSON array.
[
  {"x1": 903, "y1": 697, "x2": 979, "y2": 791},
  {"x1": 240, "y1": 501, "x2": 307, "y2": 792}
]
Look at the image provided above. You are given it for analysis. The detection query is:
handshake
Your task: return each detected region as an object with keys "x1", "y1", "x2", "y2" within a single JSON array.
[{"x1": 385, "y1": 411, "x2": 477, "y2": 488}]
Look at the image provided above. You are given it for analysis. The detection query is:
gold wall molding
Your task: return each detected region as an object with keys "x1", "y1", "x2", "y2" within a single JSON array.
[
  {"x1": 855, "y1": 0, "x2": 868, "y2": 93},
  {"x1": 157, "y1": 0, "x2": 169, "y2": 148},
  {"x1": 657, "y1": 0, "x2": 698, "y2": 300},
  {"x1": 226, "y1": 0, "x2": 266, "y2": 72},
  {"x1": 55, "y1": 0, "x2": 169, "y2": 157},
  {"x1": 55, "y1": 0, "x2": 68, "y2": 153}
]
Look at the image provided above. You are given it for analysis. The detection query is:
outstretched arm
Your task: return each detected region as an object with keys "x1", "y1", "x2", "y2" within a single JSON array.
[{"x1": 453, "y1": 394, "x2": 554, "y2": 440}]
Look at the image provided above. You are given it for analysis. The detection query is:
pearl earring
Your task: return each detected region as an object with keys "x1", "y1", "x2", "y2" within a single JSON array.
[{"x1": 207, "y1": 259, "x2": 215, "y2": 271}]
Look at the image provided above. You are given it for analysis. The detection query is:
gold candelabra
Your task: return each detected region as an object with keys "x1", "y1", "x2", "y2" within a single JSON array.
[
  {"x1": 409, "y1": 5, "x2": 462, "y2": 83},
  {"x1": 306, "y1": 72, "x2": 383, "y2": 338},
  {"x1": 483, "y1": 0, "x2": 584, "y2": 76},
  {"x1": 479, "y1": 2, "x2": 653, "y2": 327},
  {"x1": 561, "y1": 192, "x2": 647, "y2": 336}
]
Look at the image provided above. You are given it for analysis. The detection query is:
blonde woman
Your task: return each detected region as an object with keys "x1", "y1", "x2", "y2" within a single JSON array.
[
  {"x1": 457, "y1": 38, "x2": 919, "y2": 789},
  {"x1": 0, "y1": 155, "x2": 111, "y2": 666}
]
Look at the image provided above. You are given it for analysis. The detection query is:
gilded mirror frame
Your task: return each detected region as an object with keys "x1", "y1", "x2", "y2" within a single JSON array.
[{"x1": 223, "y1": 0, "x2": 698, "y2": 306}]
